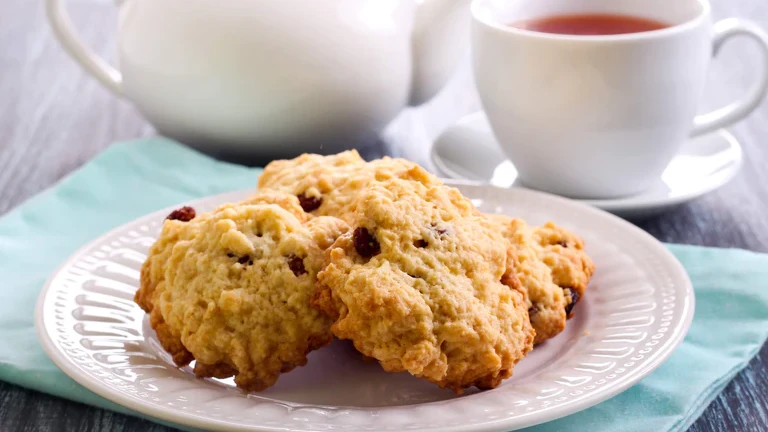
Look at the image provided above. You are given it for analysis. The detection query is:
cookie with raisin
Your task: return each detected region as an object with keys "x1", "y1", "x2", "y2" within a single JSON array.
[
  {"x1": 137, "y1": 192, "x2": 348, "y2": 391},
  {"x1": 489, "y1": 215, "x2": 595, "y2": 344},
  {"x1": 313, "y1": 172, "x2": 534, "y2": 393},
  {"x1": 257, "y1": 150, "x2": 442, "y2": 224}
]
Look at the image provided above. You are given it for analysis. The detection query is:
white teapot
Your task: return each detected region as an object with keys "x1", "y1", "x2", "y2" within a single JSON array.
[{"x1": 46, "y1": 0, "x2": 470, "y2": 158}]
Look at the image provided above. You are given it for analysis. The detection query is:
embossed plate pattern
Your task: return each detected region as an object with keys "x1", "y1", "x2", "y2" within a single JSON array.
[{"x1": 35, "y1": 185, "x2": 694, "y2": 432}]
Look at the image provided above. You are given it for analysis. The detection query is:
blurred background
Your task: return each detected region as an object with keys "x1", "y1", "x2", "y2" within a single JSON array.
[{"x1": 1, "y1": 0, "x2": 766, "y2": 221}]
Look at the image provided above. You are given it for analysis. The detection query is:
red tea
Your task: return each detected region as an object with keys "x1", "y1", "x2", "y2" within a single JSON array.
[{"x1": 510, "y1": 13, "x2": 670, "y2": 36}]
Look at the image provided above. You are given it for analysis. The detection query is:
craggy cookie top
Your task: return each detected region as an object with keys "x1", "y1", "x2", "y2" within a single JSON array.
[
  {"x1": 140, "y1": 192, "x2": 348, "y2": 392},
  {"x1": 313, "y1": 171, "x2": 534, "y2": 393},
  {"x1": 489, "y1": 215, "x2": 595, "y2": 344},
  {"x1": 257, "y1": 150, "x2": 443, "y2": 224},
  {"x1": 136, "y1": 191, "x2": 308, "y2": 315}
]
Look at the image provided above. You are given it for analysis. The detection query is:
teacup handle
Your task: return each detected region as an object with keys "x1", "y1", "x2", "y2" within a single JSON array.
[
  {"x1": 692, "y1": 19, "x2": 768, "y2": 137},
  {"x1": 45, "y1": 0, "x2": 124, "y2": 95}
]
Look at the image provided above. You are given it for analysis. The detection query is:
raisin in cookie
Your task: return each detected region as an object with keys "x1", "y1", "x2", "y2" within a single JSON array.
[
  {"x1": 137, "y1": 191, "x2": 309, "y2": 314},
  {"x1": 136, "y1": 192, "x2": 312, "y2": 366},
  {"x1": 490, "y1": 215, "x2": 595, "y2": 344},
  {"x1": 257, "y1": 150, "x2": 442, "y2": 223},
  {"x1": 313, "y1": 171, "x2": 534, "y2": 393},
  {"x1": 137, "y1": 193, "x2": 348, "y2": 391},
  {"x1": 136, "y1": 205, "x2": 207, "y2": 366}
]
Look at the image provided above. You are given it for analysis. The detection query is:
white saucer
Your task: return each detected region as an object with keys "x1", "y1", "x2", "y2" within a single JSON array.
[{"x1": 431, "y1": 112, "x2": 743, "y2": 219}]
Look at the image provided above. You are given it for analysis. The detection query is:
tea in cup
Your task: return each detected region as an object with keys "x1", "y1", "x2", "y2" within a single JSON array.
[{"x1": 472, "y1": 0, "x2": 768, "y2": 199}]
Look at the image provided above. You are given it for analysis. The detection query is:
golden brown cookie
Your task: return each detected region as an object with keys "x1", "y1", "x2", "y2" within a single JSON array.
[
  {"x1": 137, "y1": 192, "x2": 349, "y2": 391},
  {"x1": 313, "y1": 171, "x2": 534, "y2": 393},
  {"x1": 489, "y1": 215, "x2": 595, "y2": 344},
  {"x1": 257, "y1": 151, "x2": 442, "y2": 224}
]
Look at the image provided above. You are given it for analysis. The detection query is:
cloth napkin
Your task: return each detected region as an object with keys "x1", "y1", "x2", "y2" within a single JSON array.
[{"x1": 0, "y1": 138, "x2": 766, "y2": 432}]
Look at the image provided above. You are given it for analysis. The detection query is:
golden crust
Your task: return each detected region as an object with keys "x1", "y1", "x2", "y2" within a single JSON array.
[
  {"x1": 136, "y1": 191, "x2": 307, "y2": 315},
  {"x1": 313, "y1": 173, "x2": 534, "y2": 393},
  {"x1": 137, "y1": 192, "x2": 348, "y2": 391},
  {"x1": 489, "y1": 215, "x2": 595, "y2": 344},
  {"x1": 257, "y1": 150, "x2": 443, "y2": 224}
]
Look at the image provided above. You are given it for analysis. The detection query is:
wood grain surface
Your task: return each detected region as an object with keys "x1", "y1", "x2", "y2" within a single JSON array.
[{"x1": 1, "y1": 0, "x2": 767, "y2": 431}]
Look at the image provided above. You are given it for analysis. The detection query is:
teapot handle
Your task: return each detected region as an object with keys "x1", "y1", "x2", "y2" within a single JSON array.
[{"x1": 46, "y1": 0, "x2": 124, "y2": 95}]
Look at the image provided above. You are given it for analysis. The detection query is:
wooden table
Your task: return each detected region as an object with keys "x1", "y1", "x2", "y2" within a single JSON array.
[{"x1": 1, "y1": 0, "x2": 767, "y2": 430}]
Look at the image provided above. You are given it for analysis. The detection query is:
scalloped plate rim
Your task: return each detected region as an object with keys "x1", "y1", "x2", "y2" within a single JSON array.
[{"x1": 34, "y1": 185, "x2": 695, "y2": 432}]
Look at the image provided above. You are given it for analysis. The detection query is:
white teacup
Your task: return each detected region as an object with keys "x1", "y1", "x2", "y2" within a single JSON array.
[{"x1": 472, "y1": 0, "x2": 768, "y2": 199}]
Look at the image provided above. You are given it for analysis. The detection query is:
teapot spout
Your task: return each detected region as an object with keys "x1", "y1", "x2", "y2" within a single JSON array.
[{"x1": 409, "y1": 0, "x2": 471, "y2": 106}]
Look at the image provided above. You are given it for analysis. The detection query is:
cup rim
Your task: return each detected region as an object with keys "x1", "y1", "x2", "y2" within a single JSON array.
[{"x1": 470, "y1": 0, "x2": 712, "y2": 41}]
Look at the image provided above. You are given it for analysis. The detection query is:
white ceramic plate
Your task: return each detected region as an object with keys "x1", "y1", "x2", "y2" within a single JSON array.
[
  {"x1": 36, "y1": 185, "x2": 694, "y2": 432},
  {"x1": 431, "y1": 112, "x2": 743, "y2": 219}
]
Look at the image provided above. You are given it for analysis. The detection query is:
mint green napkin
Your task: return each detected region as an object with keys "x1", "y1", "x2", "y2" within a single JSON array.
[{"x1": 0, "y1": 138, "x2": 766, "y2": 432}]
